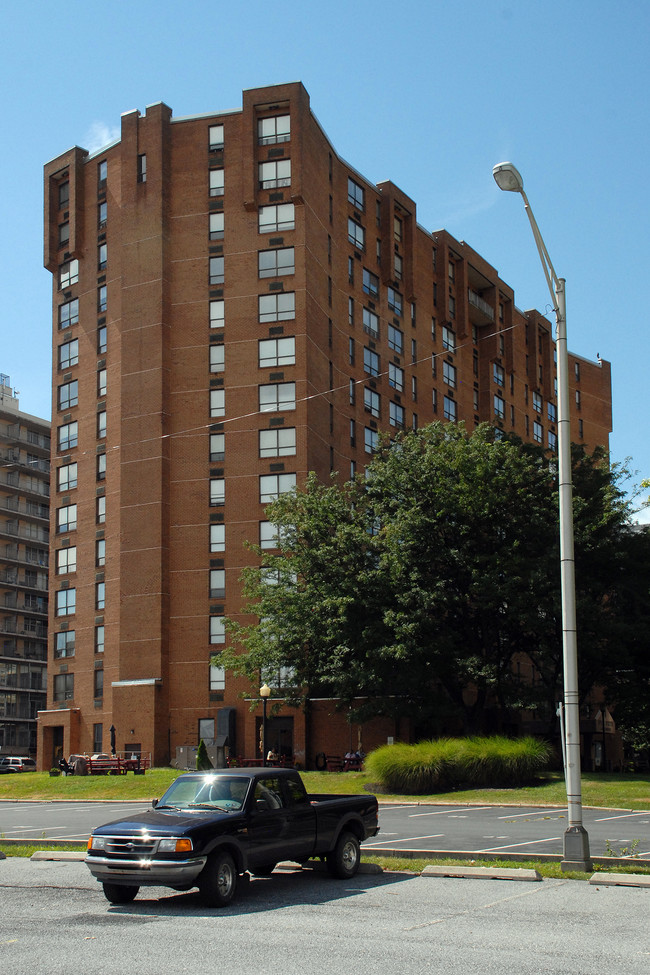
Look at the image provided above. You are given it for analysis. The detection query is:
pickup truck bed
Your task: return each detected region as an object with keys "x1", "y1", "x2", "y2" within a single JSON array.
[{"x1": 85, "y1": 767, "x2": 379, "y2": 907}]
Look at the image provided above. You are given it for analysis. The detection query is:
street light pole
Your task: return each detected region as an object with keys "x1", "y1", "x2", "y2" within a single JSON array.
[
  {"x1": 492, "y1": 162, "x2": 591, "y2": 871},
  {"x1": 260, "y1": 683, "x2": 271, "y2": 767}
]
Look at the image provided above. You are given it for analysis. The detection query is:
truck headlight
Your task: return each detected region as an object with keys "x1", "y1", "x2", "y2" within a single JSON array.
[
  {"x1": 87, "y1": 835, "x2": 106, "y2": 851},
  {"x1": 158, "y1": 837, "x2": 193, "y2": 853}
]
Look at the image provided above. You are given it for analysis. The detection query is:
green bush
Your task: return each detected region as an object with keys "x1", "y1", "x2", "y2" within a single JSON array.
[
  {"x1": 365, "y1": 736, "x2": 551, "y2": 794},
  {"x1": 196, "y1": 739, "x2": 213, "y2": 772}
]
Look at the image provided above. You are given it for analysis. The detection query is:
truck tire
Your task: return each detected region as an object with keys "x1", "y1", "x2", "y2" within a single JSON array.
[
  {"x1": 199, "y1": 851, "x2": 238, "y2": 907},
  {"x1": 102, "y1": 882, "x2": 139, "y2": 904},
  {"x1": 326, "y1": 830, "x2": 360, "y2": 879}
]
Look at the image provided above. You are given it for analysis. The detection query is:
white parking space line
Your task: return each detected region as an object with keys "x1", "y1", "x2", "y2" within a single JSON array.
[
  {"x1": 593, "y1": 811, "x2": 650, "y2": 822},
  {"x1": 7, "y1": 825, "x2": 68, "y2": 833},
  {"x1": 409, "y1": 806, "x2": 493, "y2": 818},
  {"x1": 475, "y1": 836, "x2": 561, "y2": 853},
  {"x1": 497, "y1": 809, "x2": 565, "y2": 819},
  {"x1": 363, "y1": 833, "x2": 445, "y2": 847}
]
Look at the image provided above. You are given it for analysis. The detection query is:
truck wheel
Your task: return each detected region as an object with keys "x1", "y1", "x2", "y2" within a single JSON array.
[
  {"x1": 326, "y1": 830, "x2": 360, "y2": 879},
  {"x1": 199, "y1": 851, "x2": 238, "y2": 907},
  {"x1": 102, "y1": 882, "x2": 139, "y2": 904},
  {"x1": 251, "y1": 863, "x2": 276, "y2": 877}
]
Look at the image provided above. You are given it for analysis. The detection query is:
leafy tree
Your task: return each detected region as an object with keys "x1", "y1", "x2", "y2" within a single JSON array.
[
  {"x1": 196, "y1": 739, "x2": 213, "y2": 771},
  {"x1": 219, "y1": 423, "x2": 650, "y2": 737}
]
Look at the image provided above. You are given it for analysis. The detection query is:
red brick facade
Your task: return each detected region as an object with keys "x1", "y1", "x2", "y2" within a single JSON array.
[{"x1": 38, "y1": 83, "x2": 612, "y2": 770}]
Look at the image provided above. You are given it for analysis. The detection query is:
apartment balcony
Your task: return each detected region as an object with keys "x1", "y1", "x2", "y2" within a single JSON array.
[
  {"x1": 0, "y1": 570, "x2": 48, "y2": 592},
  {"x1": 467, "y1": 288, "x2": 495, "y2": 326},
  {"x1": 0, "y1": 617, "x2": 47, "y2": 639},
  {"x1": 2, "y1": 545, "x2": 49, "y2": 569},
  {"x1": 2, "y1": 424, "x2": 51, "y2": 454},
  {"x1": 0, "y1": 496, "x2": 49, "y2": 522},
  {"x1": 4, "y1": 594, "x2": 48, "y2": 615},
  {"x1": 0, "y1": 521, "x2": 50, "y2": 544},
  {"x1": 0, "y1": 640, "x2": 47, "y2": 662},
  {"x1": 0, "y1": 474, "x2": 50, "y2": 500},
  {"x1": 0, "y1": 450, "x2": 50, "y2": 475}
]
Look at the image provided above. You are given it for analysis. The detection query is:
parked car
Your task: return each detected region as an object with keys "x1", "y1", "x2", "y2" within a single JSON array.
[
  {"x1": 0, "y1": 756, "x2": 37, "y2": 772},
  {"x1": 86, "y1": 767, "x2": 380, "y2": 906}
]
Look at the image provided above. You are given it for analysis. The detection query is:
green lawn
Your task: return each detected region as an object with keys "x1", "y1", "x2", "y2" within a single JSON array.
[{"x1": 1, "y1": 768, "x2": 649, "y2": 809}]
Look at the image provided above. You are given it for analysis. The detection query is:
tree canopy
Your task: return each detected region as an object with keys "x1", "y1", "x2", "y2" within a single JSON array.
[{"x1": 219, "y1": 423, "x2": 650, "y2": 739}]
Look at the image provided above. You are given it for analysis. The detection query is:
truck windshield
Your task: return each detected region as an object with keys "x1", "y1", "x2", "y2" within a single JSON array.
[{"x1": 157, "y1": 775, "x2": 249, "y2": 811}]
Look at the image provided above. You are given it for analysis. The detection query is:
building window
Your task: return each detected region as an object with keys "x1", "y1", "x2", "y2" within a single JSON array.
[
  {"x1": 388, "y1": 363, "x2": 404, "y2": 392},
  {"x1": 58, "y1": 222, "x2": 70, "y2": 247},
  {"x1": 362, "y1": 308, "x2": 379, "y2": 338},
  {"x1": 56, "y1": 546, "x2": 77, "y2": 574},
  {"x1": 394, "y1": 215, "x2": 403, "y2": 242},
  {"x1": 98, "y1": 201, "x2": 107, "y2": 228},
  {"x1": 210, "y1": 524, "x2": 225, "y2": 552},
  {"x1": 59, "y1": 260, "x2": 79, "y2": 290},
  {"x1": 260, "y1": 521, "x2": 283, "y2": 549},
  {"x1": 389, "y1": 401, "x2": 405, "y2": 428},
  {"x1": 494, "y1": 394, "x2": 505, "y2": 420},
  {"x1": 53, "y1": 673, "x2": 74, "y2": 702},
  {"x1": 209, "y1": 124, "x2": 224, "y2": 150},
  {"x1": 96, "y1": 582, "x2": 105, "y2": 611},
  {"x1": 58, "y1": 299, "x2": 79, "y2": 330},
  {"x1": 258, "y1": 292, "x2": 295, "y2": 322},
  {"x1": 96, "y1": 538, "x2": 106, "y2": 566},
  {"x1": 57, "y1": 422, "x2": 78, "y2": 452},
  {"x1": 387, "y1": 288, "x2": 402, "y2": 316},
  {"x1": 363, "y1": 347, "x2": 380, "y2": 377},
  {"x1": 258, "y1": 247, "x2": 294, "y2": 278},
  {"x1": 364, "y1": 427, "x2": 379, "y2": 454},
  {"x1": 57, "y1": 462, "x2": 77, "y2": 492},
  {"x1": 532, "y1": 391, "x2": 542, "y2": 414},
  {"x1": 393, "y1": 253, "x2": 403, "y2": 281},
  {"x1": 95, "y1": 625, "x2": 105, "y2": 654},
  {"x1": 209, "y1": 212, "x2": 224, "y2": 239},
  {"x1": 209, "y1": 256, "x2": 224, "y2": 285},
  {"x1": 210, "y1": 389, "x2": 225, "y2": 417},
  {"x1": 98, "y1": 243, "x2": 107, "y2": 270},
  {"x1": 258, "y1": 337, "x2": 295, "y2": 368},
  {"x1": 94, "y1": 669, "x2": 104, "y2": 699},
  {"x1": 98, "y1": 160, "x2": 107, "y2": 187},
  {"x1": 209, "y1": 169, "x2": 224, "y2": 197},
  {"x1": 347, "y1": 177, "x2": 365, "y2": 210},
  {"x1": 210, "y1": 344, "x2": 225, "y2": 373},
  {"x1": 210, "y1": 478, "x2": 225, "y2": 506},
  {"x1": 442, "y1": 326, "x2": 456, "y2": 353},
  {"x1": 362, "y1": 268, "x2": 379, "y2": 297},
  {"x1": 96, "y1": 496, "x2": 106, "y2": 524},
  {"x1": 55, "y1": 588, "x2": 76, "y2": 617},
  {"x1": 364, "y1": 387, "x2": 380, "y2": 418},
  {"x1": 210, "y1": 569, "x2": 226, "y2": 599},
  {"x1": 58, "y1": 339, "x2": 79, "y2": 370},
  {"x1": 54, "y1": 630, "x2": 75, "y2": 659},
  {"x1": 97, "y1": 369, "x2": 107, "y2": 397},
  {"x1": 258, "y1": 159, "x2": 291, "y2": 189},
  {"x1": 210, "y1": 299, "x2": 225, "y2": 329},
  {"x1": 443, "y1": 361, "x2": 457, "y2": 389},
  {"x1": 259, "y1": 427, "x2": 296, "y2": 458},
  {"x1": 259, "y1": 473, "x2": 296, "y2": 503},
  {"x1": 388, "y1": 325, "x2": 404, "y2": 354},
  {"x1": 258, "y1": 114, "x2": 290, "y2": 144},
  {"x1": 135, "y1": 152, "x2": 146, "y2": 183},
  {"x1": 493, "y1": 363, "x2": 505, "y2": 386},
  {"x1": 533, "y1": 420, "x2": 543, "y2": 443},
  {"x1": 347, "y1": 218, "x2": 365, "y2": 250},
  {"x1": 259, "y1": 382, "x2": 296, "y2": 413},
  {"x1": 443, "y1": 396, "x2": 457, "y2": 421},
  {"x1": 548, "y1": 430, "x2": 557, "y2": 451},
  {"x1": 210, "y1": 616, "x2": 226, "y2": 645},
  {"x1": 97, "y1": 284, "x2": 107, "y2": 313},
  {"x1": 258, "y1": 203, "x2": 295, "y2": 233},
  {"x1": 93, "y1": 723, "x2": 103, "y2": 753},
  {"x1": 98, "y1": 325, "x2": 107, "y2": 354},
  {"x1": 547, "y1": 401, "x2": 556, "y2": 423},
  {"x1": 97, "y1": 411, "x2": 107, "y2": 439},
  {"x1": 58, "y1": 181, "x2": 69, "y2": 208},
  {"x1": 210, "y1": 433, "x2": 225, "y2": 462}
]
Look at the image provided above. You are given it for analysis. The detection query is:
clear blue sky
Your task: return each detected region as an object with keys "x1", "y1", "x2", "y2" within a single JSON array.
[{"x1": 1, "y1": 0, "x2": 648, "y2": 518}]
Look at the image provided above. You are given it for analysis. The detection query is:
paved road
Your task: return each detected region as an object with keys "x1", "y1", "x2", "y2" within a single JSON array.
[
  {"x1": 1, "y1": 857, "x2": 649, "y2": 975},
  {"x1": 2, "y1": 799, "x2": 650, "y2": 858}
]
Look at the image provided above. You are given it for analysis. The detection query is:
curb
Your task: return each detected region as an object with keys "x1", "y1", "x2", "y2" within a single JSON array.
[
  {"x1": 422, "y1": 864, "x2": 541, "y2": 881},
  {"x1": 590, "y1": 872, "x2": 650, "y2": 889}
]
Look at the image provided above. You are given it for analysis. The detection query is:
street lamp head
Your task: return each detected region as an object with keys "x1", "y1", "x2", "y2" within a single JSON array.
[
  {"x1": 259, "y1": 683, "x2": 271, "y2": 699},
  {"x1": 493, "y1": 161, "x2": 525, "y2": 194}
]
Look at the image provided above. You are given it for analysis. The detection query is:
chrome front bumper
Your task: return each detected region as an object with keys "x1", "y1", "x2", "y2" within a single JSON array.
[{"x1": 85, "y1": 854, "x2": 207, "y2": 886}]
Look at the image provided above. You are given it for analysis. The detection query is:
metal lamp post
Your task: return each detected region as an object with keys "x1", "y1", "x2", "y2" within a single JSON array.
[
  {"x1": 260, "y1": 683, "x2": 271, "y2": 766},
  {"x1": 492, "y1": 162, "x2": 591, "y2": 871}
]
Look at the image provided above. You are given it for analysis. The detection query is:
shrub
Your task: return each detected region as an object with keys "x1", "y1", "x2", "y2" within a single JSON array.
[
  {"x1": 365, "y1": 736, "x2": 551, "y2": 794},
  {"x1": 196, "y1": 739, "x2": 213, "y2": 771}
]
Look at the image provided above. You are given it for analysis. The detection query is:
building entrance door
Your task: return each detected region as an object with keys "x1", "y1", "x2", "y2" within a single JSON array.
[{"x1": 256, "y1": 716, "x2": 294, "y2": 762}]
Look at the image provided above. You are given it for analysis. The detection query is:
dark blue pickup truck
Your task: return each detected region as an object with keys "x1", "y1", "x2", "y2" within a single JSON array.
[{"x1": 86, "y1": 767, "x2": 379, "y2": 907}]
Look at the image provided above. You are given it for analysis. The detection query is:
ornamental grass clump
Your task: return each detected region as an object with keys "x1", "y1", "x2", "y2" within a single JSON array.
[{"x1": 365, "y1": 736, "x2": 551, "y2": 794}]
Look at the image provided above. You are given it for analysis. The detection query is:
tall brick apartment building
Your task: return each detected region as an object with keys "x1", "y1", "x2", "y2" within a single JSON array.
[{"x1": 38, "y1": 82, "x2": 612, "y2": 769}]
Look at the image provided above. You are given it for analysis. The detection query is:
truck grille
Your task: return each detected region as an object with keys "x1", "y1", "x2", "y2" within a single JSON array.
[{"x1": 104, "y1": 835, "x2": 158, "y2": 856}]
